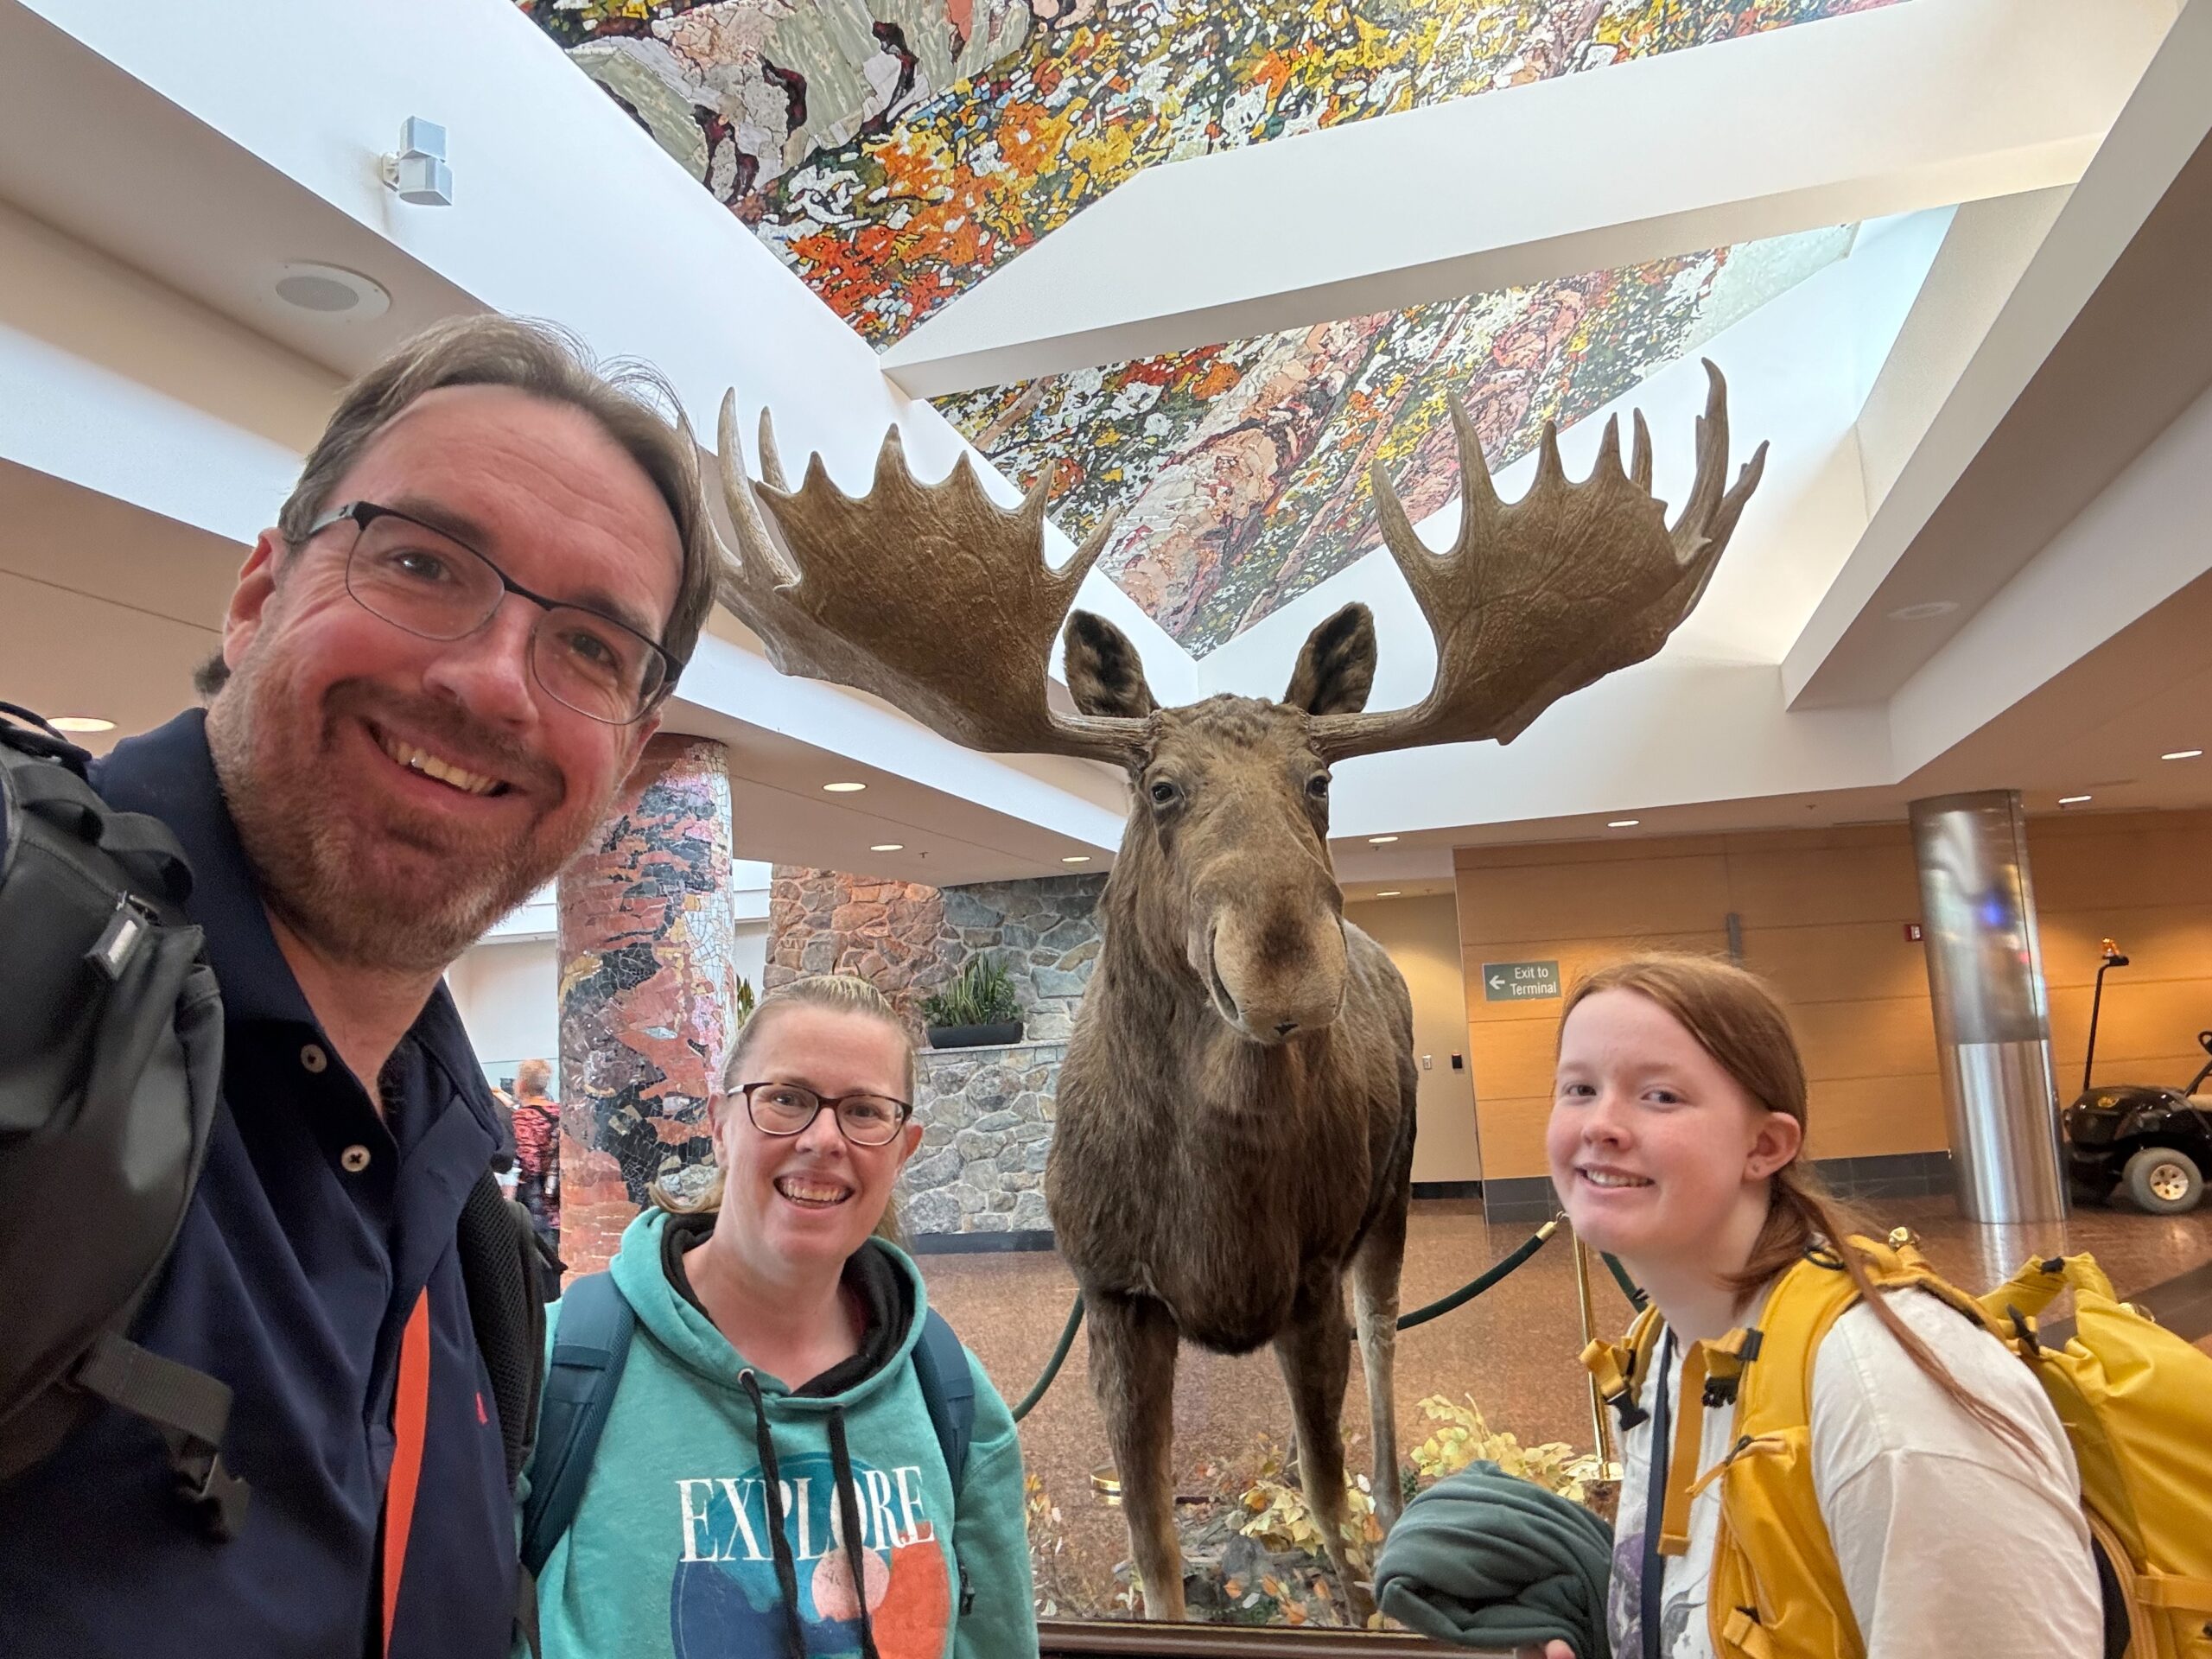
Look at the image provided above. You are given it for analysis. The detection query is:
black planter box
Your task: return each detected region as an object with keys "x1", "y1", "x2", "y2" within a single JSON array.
[{"x1": 925, "y1": 1020, "x2": 1024, "y2": 1051}]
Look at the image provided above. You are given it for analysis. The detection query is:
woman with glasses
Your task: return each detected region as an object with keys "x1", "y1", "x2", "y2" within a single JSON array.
[{"x1": 523, "y1": 976, "x2": 1038, "y2": 1659}]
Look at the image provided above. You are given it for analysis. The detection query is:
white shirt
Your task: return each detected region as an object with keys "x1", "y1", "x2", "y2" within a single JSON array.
[{"x1": 1607, "y1": 1284, "x2": 2102, "y2": 1658}]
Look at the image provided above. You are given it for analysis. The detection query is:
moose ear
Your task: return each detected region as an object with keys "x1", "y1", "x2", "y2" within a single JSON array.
[
  {"x1": 1063, "y1": 610, "x2": 1158, "y2": 719},
  {"x1": 1282, "y1": 603, "x2": 1376, "y2": 716}
]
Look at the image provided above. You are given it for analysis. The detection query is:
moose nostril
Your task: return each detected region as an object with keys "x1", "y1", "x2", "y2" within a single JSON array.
[{"x1": 1274, "y1": 1020, "x2": 1300, "y2": 1038}]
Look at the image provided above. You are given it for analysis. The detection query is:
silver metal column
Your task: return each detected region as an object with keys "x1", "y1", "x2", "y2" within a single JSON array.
[{"x1": 1908, "y1": 791, "x2": 2066, "y2": 1226}]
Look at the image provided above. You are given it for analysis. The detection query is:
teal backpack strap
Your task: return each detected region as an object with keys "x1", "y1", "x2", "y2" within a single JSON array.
[
  {"x1": 910, "y1": 1307, "x2": 975, "y2": 1487},
  {"x1": 909, "y1": 1306, "x2": 976, "y2": 1616},
  {"x1": 518, "y1": 1273, "x2": 635, "y2": 1579}
]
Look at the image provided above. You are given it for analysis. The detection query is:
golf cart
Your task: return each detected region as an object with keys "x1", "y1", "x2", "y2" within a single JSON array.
[{"x1": 2061, "y1": 941, "x2": 2212, "y2": 1215}]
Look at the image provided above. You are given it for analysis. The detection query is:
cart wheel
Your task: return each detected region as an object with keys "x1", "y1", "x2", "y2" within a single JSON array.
[{"x1": 2123, "y1": 1147, "x2": 2203, "y2": 1215}]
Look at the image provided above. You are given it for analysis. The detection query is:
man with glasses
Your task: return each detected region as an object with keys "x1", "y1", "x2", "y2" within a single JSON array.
[{"x1": 0, "y1": 316, "x2": 717, "y2": 1658}]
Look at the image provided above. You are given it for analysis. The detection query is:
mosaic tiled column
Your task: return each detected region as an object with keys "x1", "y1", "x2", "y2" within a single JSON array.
[{"x1": 557, "y1": 736, "x2": 741, "y2": 1275}]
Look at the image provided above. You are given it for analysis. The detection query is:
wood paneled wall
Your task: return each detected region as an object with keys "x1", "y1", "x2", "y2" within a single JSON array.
[
  {"x1": 1454, "y1": 808, "x2": 2212, "y2": 1180},
  {"x1": 1454, "y1": 825, "x2": 1941, "y2": 1179},
  {"x1": 2029, "y1": 809, "x2": 2212, "y2": 1097}
]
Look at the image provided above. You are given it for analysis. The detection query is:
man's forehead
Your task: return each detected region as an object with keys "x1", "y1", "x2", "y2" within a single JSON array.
[{"x1": 340, "y1": 384, "x2": 683, "y2": 626}]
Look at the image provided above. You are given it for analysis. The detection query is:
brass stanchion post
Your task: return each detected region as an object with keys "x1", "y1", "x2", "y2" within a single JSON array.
[{"x1": 1570, "y1": 1229, "x2": 1619, "y2": 1478}]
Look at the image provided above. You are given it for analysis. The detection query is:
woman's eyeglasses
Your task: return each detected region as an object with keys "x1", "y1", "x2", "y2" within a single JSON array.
[{"x1": 734, "y1": 1081, "x2": 913, "y2": 1147}]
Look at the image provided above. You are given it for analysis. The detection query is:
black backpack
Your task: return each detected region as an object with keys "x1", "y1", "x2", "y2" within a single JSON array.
[{"x1": 0, "y1": 704, "x2": 546, "y2": 1537}]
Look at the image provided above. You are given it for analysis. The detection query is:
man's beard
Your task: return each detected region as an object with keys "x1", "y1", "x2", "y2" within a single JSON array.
[{"x1": 206, "y1": 652, "x2": 588, "y2": 978}]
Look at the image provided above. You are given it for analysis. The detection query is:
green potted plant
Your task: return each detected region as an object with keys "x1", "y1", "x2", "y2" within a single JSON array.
[{"x1": 920, "y1": 954, "x2": 1023, "y2": 1050}]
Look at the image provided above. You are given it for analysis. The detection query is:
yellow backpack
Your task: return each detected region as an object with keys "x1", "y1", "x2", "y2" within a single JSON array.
[{"x1": 1581, "y1": 1236, "x2": 2212, "y2": 1659}]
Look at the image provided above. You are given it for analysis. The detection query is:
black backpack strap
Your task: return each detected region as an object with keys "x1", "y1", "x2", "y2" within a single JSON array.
[
  {"x1": 73, "y1": 1330, "x2": 249, "y2": 1539},
  {"x1": 455, "y1": 1171, "x2": 546, "y2": 1487},
  {"x1": 518, "y1": 1273, "x2": 635, "y2": 1579}
]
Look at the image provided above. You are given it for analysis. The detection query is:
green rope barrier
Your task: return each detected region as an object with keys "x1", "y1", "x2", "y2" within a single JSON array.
[
  {"x1": 1007, "y1": 1214, "x2": 1573, "y2": 1420},
  {"x1": 1395, "y1": 1215, "x2": 1562, "y2": 1332},
  {"x1": 1600, "y1": 1250, "x2": 1647, "y2": 1310},
  {"x1": 1010, "y1": 1294, "x2": 1086, "y2": 1423}
]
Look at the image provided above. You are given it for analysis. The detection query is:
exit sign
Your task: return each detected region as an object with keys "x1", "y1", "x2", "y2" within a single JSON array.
[{"x1": 1482, "y1": 959, "x2": 1560, "y2": 1001}]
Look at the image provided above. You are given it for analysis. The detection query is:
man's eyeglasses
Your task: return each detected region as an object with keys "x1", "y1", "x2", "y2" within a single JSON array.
[
  {"x1": 734, "y1": 1082, "x2": 914, "y2": 1148},
  {"x1": 302, "y1": 501, "x2": 679, "y2": 725}
]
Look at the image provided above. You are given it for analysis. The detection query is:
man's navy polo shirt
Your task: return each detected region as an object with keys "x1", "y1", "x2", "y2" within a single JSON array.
[{"x1": 0, "y1": 710, "x2": 517, "y2": 1658}]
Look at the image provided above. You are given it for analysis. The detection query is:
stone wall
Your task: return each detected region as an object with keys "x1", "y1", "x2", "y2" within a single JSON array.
[
  {"x1": 766, "y1": 868, "x2": 1109, "y2": 1235},
  {"x1": 766, "y1": 868, "x2": 1107, "y2": 1038},
  {"x1": 933, "y1": 874, "x2": 1106, "y2": 1039},
  {"x1": 900, "y1": 1040, "x2": 1062, "y2": 1236},
  {"x1": 764, "y1": 869, "x2": 945, "y2": 1027}
]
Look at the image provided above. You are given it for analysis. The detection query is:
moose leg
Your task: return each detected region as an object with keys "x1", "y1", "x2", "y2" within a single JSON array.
[
  {"x1": 1087, "y1": 1292, "x2": 1186, "y2": 1620},
  {"x1": 1351, "y1": 1190, "x2": 1409, "y2": 1533},
  {"x1": 1273, "y1": 1289, "x2": 1373, "y2": 1623}
]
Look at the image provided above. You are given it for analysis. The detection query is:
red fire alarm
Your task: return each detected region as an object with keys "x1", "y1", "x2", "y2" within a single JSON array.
[{"x1": 1904, "y1": 923, "x2": 1924, "y2": 942}]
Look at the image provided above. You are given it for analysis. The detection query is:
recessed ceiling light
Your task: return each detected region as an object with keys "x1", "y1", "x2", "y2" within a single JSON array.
[
  {"x1": 1061, "y1": 855, "x2": 1091, "y2": 864},
  {"x1": 1886, "y1": 600, "x2": 1959, "y2": 622},
  {"x1": 2161, "y1": 748, "x2": 2203, "y2": 761},
  {"x1": 870, "y1": 843, "x2": 904, "y2": 853},
  {"x1": 269, "y1": 261, "x2": 391, "y2": 321},
  {"x1": 48, "y1": 715, "x2": 116, "y2": 733},
  {"x1": 1608, "y1": 818, "x2": 1641, "y2": 829},
  {"x1": 1368, "y1": 835, "x2": 1400, "y2": 844},
  {"x1": 1376, "y1": 890, "x2": 1402, "y2": 898},
  {"x1": 2058, "y1": 795, "x2": 2092, "y2": 806},
  {"x1": 823, "y1": 780, "x2": 867, "y2": 792}
]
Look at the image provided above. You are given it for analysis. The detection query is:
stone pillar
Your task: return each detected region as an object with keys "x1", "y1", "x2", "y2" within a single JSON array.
[
  {"x1": 556, "y1": 736, "x2": 741, "y2": 1274},
  {"x1": 1909, "y1": 790, "x2": 2066, "y2": 1230}
]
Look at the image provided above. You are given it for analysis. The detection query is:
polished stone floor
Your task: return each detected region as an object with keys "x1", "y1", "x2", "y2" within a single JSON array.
[{"x1": 915, "y1": 1195, "x2": 2212, "y2": 1611}]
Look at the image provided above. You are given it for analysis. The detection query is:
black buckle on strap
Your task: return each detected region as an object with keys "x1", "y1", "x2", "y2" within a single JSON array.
[
  {"x1": 1606, "y1": 1387, "x2": 1649, "y2": 1433},
  {"x1": 176, "y1": 1449, "x2": 251, "y2": 1541},
  {"x1": 72, "y1": 1332, "x2": 251, "y2": 1541}
]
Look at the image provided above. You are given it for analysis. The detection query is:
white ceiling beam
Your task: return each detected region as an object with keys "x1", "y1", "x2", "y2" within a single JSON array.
[
  {"x1": 879, "y1": 0, "x2": 2171, "y2": 399},
  {"x1": 1785, "y1": 0, "x2": 2212, "y2": 709}
]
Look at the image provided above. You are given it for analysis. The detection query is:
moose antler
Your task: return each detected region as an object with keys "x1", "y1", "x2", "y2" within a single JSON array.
[
  {"x1": 710, "y1": 393, "x2": 1148, "y2": 764},
  {"x1": 1309, "y1": 359, "x2": 1766, "y2": 760}
]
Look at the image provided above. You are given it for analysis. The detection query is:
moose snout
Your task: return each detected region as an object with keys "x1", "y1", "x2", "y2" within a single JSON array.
[{"x1": 1197, "y1": 893, "x2": 1350, "y2": 1046}]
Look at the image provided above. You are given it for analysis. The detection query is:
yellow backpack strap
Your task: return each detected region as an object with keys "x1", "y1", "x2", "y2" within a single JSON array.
[
  {"x1": 2136, "y1": 1574, "x2": 2212, "y2": 1615},
  {"x1": 1656, "y1": 1325, "x2": 1763, "y2": 1558},
  {"x1": 1976, "y1": 1250, "x2": 2114, "y2": 1327},
  {"x1": 1582, "y1": 1302, "x2": 1663, "y2": 1434}
]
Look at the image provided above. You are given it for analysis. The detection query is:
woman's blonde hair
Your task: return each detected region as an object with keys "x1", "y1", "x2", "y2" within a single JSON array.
[
  {"x1": 654, "y1": 975, "x2": 916, "y2": 1242},
  {"x1": 1561, "y1": 952, "x2": 2031, "y2": 1454}
]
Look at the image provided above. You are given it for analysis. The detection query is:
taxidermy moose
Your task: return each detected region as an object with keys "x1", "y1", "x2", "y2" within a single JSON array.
[{"x1": 711, "y1": 364, "x2": 1765, "y2": 1619}]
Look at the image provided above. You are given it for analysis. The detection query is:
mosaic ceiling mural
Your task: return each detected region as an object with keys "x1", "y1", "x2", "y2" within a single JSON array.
[
  {"x1": 521, "y1": 0, "x2": 1902, "y2": 649},
  {"x1": 943, "y1": 226, "x2": 1853, "y2": 651}
]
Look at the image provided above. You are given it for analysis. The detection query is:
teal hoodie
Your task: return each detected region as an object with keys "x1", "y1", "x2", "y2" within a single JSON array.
[{"x1": 529, "y1": 1210, "x2": 1037, "y2": 1659}]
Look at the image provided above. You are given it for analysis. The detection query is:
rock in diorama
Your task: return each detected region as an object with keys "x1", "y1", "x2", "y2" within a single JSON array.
[{"x1": 711, "y1": 365, "x2": 1765, "y2": 1620}]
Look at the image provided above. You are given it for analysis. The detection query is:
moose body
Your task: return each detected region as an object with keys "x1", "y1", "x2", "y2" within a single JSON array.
[
  {"x1": 710, "y1": 360, "x2": 1766, "y2": 1624},
  {"x1": 1051, "y1": 944, "x2": 1414, "y2": 1357},
  {"x1": 1040, "y1": 683, "x2": 1420, "y2": 1618}
]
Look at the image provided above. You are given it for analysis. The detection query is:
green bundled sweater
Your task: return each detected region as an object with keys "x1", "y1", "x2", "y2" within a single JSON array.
[
  {"x1": 1373, "y1": 1461, "x2": 1613, "y2": 1659},
  {"x1": 528, "y1": 1210, "x2": 1037, "y2": 1659}
]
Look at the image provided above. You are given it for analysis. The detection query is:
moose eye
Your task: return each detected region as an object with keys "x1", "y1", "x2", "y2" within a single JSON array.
[
  {"x1": 1306, "y1": 772, "x2": 1331, "y2": 800},
  {"x1": 1147, "y1": 779, "x2": 1181, "y2": 809}
]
